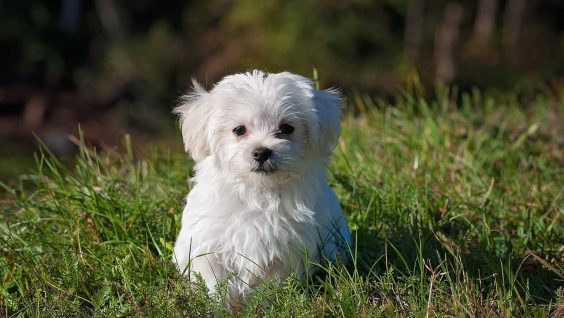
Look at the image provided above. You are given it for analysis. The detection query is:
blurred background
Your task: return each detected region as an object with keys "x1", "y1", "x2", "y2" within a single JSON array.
[{"x1": 1, "y1": 0, "x2": 563, "y2": 179}]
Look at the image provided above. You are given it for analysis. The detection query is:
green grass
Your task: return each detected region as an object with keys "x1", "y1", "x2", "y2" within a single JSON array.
[{"x1": 1, "y1": 88, "x2": 563, "y2": 317}]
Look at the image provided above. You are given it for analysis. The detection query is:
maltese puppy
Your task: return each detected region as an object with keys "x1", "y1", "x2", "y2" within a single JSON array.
[{"x1": 172, "y1": 70, "x2": 351, "y2": 303}]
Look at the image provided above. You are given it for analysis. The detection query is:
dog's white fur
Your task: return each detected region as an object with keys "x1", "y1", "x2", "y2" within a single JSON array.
[{"x1": 172, "y1": 70, "x2": 351, "y2": 302}]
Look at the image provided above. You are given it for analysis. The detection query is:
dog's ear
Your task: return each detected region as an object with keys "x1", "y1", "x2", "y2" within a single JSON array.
[
  {"x1": 277, "y1": 72, "x2": 342, "y2": 153},
  {"x1": 310, "y1": 88, "x2": 342, "y2": 153},
  {"x1": 174, "y1": 80, "x2": 214, "y2": 162}
]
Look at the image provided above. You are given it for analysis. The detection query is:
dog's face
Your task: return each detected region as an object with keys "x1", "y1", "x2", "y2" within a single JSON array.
[{"x1": 175, "y1": 71, "x2": 342, "y2": 185}]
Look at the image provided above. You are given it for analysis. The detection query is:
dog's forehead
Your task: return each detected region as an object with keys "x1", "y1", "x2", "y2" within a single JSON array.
[
  {"x1": 226, "y1": 95, "x2": 300, "y2": 126},
  {"x1": 213, "y1": 72, "x2": 312, "y2": 117},
  {"x1": 214, "y1": 71, "x2": 311, "y2": 99}
]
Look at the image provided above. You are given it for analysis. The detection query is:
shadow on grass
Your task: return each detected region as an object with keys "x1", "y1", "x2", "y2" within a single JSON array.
[{"x1": 349, "y1": 222, "x2": 561, "y2": 304}]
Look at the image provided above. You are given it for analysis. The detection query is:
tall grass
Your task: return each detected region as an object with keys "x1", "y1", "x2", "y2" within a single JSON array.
[{"x1": 1, "y1": 89, "x2": 562, "y2": 317}]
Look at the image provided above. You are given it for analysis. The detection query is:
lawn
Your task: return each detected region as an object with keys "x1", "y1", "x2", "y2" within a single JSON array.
[{"x1": 1, "y1": 88, "x2": 562, "y2": 317}]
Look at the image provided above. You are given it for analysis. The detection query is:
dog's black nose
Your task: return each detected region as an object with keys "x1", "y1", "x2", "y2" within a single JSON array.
[{"x1": 252, "y1": 147, "x2": 272, "y2": 163}]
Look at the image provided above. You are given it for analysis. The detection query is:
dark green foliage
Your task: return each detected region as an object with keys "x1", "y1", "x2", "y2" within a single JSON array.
[{"x1": 2, "y1": 1, "x2": 563, "y2": 95}]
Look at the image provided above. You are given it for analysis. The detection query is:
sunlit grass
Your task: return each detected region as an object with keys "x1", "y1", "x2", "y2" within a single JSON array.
[{"x1": 1, "y1": 89, "x2": 562, "y2": 317}]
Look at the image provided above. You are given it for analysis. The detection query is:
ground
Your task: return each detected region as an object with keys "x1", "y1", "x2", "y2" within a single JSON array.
[{"x1": 1, "y1": 88, "x2": 562, "y2": 317}]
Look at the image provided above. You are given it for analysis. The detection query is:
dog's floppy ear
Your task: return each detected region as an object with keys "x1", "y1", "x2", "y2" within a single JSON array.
[
  {"x1": 278, "y1": 72, "x2": 342, "y2": 153},
  {"x1": 174, "y1": 80, "x2": 214, "y2": 162},
  {"x1": 310, "y1": 88, "x2": 342, "y2": 153}
]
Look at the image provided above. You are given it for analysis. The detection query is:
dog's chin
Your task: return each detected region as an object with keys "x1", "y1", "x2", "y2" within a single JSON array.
[
  {"x1": 249, "y1": 161, "x2": 278, "y2": 175},
  {"x1": 250, "y1": 166, "x2": 277, "y2": 175},
  {"x1": 238, "y1": 163, "x2": 298, "y2": 187}
]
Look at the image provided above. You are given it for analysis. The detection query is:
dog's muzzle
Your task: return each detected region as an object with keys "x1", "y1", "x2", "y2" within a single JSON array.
[
  {"x1": 250, "y1": 147, "x2": 277, "y2": 174},
  {"x1": 252, "y1": 147, "x2": 272, "y2": 163}
]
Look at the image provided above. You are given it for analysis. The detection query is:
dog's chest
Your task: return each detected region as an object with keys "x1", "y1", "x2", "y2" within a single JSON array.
[
  {"x1": 184, "y1": 178, "x2": 320, "y2": 281},
  {"x1": 190, "y1": 200, "x2": 317, "y2": 276},
  {"x1": 221, "y1": 208, "x2": 314, "y2": 265}
]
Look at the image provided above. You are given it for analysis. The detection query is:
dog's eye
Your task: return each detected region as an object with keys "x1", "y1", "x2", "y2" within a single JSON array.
[
  {"x1": 233, "y1": 125, "x2": 246, "y2": 136},
  {"x1": 279, "y1": 124, "x2": 294, "y2": 134}
]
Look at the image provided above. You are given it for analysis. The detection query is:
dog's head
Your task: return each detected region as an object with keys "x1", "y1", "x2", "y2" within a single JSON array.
[{"x1": 174, "y1": 70, "x2": 342, "y2": 185}]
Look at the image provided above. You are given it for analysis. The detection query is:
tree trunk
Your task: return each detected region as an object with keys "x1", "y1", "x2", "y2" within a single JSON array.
[
  {"x1": 404, "y1": 0, "x2": 425, "y2": 61},
  {"x1": 435, "y1": 3, "x2": 464, "y2": 84},
  {"x1": 503, "y1": 0, "x2": 526, "y2": 62},
  {"x1": 472, "y1": 0, "x2": 498, "y2": 47}
]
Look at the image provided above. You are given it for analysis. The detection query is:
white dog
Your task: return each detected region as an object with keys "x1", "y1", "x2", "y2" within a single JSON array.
[{"x1": 172, "y1": 70, "x2": 351, "y2": 303}]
